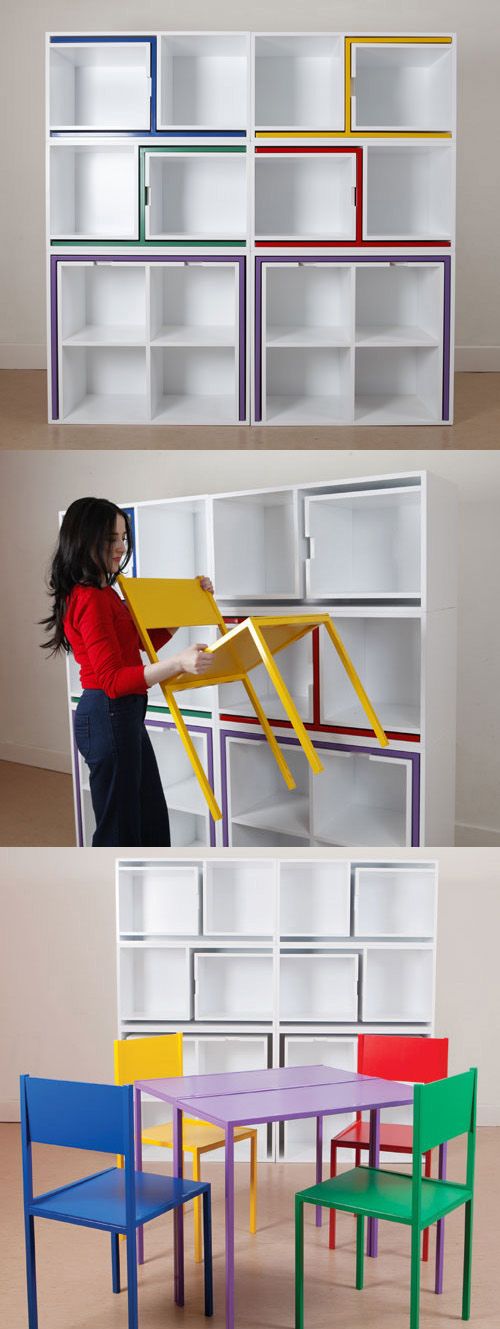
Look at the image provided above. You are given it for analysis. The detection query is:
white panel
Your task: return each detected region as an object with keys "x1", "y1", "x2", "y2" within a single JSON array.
[
  {"x1": 213, "y1": 492, "x2": 299, "y2": 598},
  {"x1": 255, "y1": 35, "x2": 343, "y2": 129},
  {"x1": 362, "y1": 947, "x2": 434, "y2": 1022},
  {"x1": 120, "y1": 945, "x2": 191, "y2": 1020},
  {"x1": 279, "y1": 860, "x2": 350, "y2": 936},
  {"x1": 280, "y1": 953, "x2": 359, "y2": 1021},
  {"x1": 194, "y1": 952, "x2": 273, "y2": 1019},
  {"x1": 305, "y1": 487, "x2": 421, "y2": 599},
  {"x1": 159, "y1": 34, "x2": 248, "y2": 129},
  {"x1": 203, "y1": 859, "x2": 275, "y2": 935},
  {"x1": 50, "y1": 41, "x2": 151, "y2": 130},
  {"x1": 354, "y1": 866, "x2": 436, "y2": 937},
  {"x1": 119, "y1": 864, "x2": 200, "y2": 935}
]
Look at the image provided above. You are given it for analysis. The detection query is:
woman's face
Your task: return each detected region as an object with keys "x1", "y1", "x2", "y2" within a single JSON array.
[{"x1": 106, "y1": 514, "x2": 128, "y2": 575}]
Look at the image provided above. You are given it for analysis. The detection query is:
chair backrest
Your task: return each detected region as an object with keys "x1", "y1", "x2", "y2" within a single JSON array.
[
  {"x1": 411, "y1": 1068, "x2": 477, "y2": 1216},
  {"x1": 358, "y1": 1034, "x2": 449, "y2": 1084},
  {"x1": 20, "y1": 1075, "x2": 134, "y2": 1155},
  {"x1": 115, "y1": 1032, "x2": 183, "y2": 1086},
  {"x1": 118, "y1": 576, "x2": 226, "y2": 631}
]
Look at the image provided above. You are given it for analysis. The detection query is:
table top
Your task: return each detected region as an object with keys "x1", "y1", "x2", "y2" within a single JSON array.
[{"x1": 136, "y1": 1064, "x2": 414, "y2": 1128}]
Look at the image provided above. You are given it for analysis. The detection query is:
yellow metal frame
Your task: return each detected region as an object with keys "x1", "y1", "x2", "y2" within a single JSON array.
[
  {"x1": 345, "y1": 36, "x2": 453, "y2": 138},
  {"x1": 118, "y1": 576, "x2": 388, "y2": 822}
]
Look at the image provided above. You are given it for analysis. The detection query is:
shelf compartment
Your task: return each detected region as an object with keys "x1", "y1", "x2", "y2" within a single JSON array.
[
  {"x1": 255, "y1": 150, "x2": 357, "y2": 240},
  {"x1": 50, "y1": 144, "x2": 137, "y2": 240},
  {"x1": 168, "y1": 810, "x2": 211, "y2": 849},
  {"x1": 265, "y1": 347, "x2": 352, "y2": 425},
  {"x1": 311, "y1": 749, "x2": 412, "y2": 848},
  {"x1": 118, "y1": 863, "x2": 200, "y2": 937},
  {"x1": 355, "y1": 346, "x2": 443, "y2": 424},
  {"x1": 349, "y1": 39, "x2": 453, "y2": 134},
  {"x1": 362, "y1": 946, "x2": 434, "y2": 1022},
  {"x1": 147, "y1": 625, "x2": 218, "y2": 714},
  {"x1": 280, "y1": 953, "x2": 359, "y2": 1021},
  {"x1": 304, "y1": 486, "x2": 421, "y2": 599},
  {"x1": 225, "y1": 736, "x2": 310, "y2": 844},
  {"x1": 143, "y1": 149, "x2": 247, "y2": 240},
  {"x1": 283, "y1": 1035, "x2": 356, "y2": 1160},
  {"x1": 60, "y1": 346, "x2": 147, "y2": 423},
  {"x1": 265, "y1": 262, "x2": 353, "y2": 349},
  {"x1": 354, "y1": 865, "x2": 436, "y2": 938},
  {"x1": 120, "y1": 945, "x2": 191, "y2": 1021},
  {"x1": 319, "y1": 614, "x2": 421, "y2": 734},
  {"x1": 158, "y1": 33, "x2": 248, "y2": 130},
  {"x1": 59, "y1": 262, "x2": 147, "y2": 347},
  {"x1": 194, "y1": 951, "x2": 274, "y2": 1020},
  {"x1": 219, "y1": 625, "x2": 313, "y2": 723},
  {"x1": 135, "y1": 497, "x2": 210, "y2": 579},
  {"x1": 279, "y1": 861, "x2": 350, "y2": 936},
  {"x1": 213, "y1": 490, "x2": 299, "y2": 598},
  {"x1": 49, "y1": 38, "x2": 153, "y2": 131},
  {"x1": 147, "y1": 723, "x2": 212, "y2": 820},
  {"x1": 149, "y1": 262, "x2": 238, "y2": 348},
  {"x1": 355, "y1": 263, "x2": 443, "y2": 348},
  {"x1": 255, "y1": 34, "x2": 343, "y2": 130},
  {"x1": 203, "y1": 860, "x2": 275, "y2": 936},
  {"x1": 364, "y1": 144, "x2": 453, "y2": 240},
  {"x1": 150, "y1": 345, "x2": 239, "y2": 424},
  {"x1": 197, "y1": 1035, "x2": 270, "y2": 1076}
]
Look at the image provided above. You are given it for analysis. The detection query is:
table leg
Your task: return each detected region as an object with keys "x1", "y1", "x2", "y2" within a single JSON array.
[
  {"x1": 367, "y1": 1108, "x2": 380, "y2": 1257},
  {"x1": 315, "y1": 1116, "x2": 323, "y2": 1227},
  {"x1": 173, "y1": 1106, "x2": 184, "y2": 1307},
  {"x1": 435, "y1": 1142, "x2": 447, "y2": 1294},
  {"x1": 225, "y1": 1125, "x2": 235, "y2": 1329},
  {"x1": 133, "y1": 1087, "x2": 144, "y2": 1266}
]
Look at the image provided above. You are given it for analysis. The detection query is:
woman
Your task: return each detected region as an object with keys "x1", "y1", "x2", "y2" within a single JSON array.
[{"x1": 41, "y1": 496, "x2": 213, "y2": 848}]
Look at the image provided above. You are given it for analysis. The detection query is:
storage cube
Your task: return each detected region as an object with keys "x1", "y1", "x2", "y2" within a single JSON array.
[
  {"x1": 255, "y1": 152, "x2": 357, "y2": 240},
  {"x1": 149, "y1": 263, "x2": 238, "y2": 347},
  {"x1": 219, "y1": 628, "x2": 313, "y2": 723},
  {"x1": 118, "y1": 864, "x2": 200, "y2": 936},
  {"x1": 213, "y1": 491, "x2": 299, "y2": 598},
  {"x1": 168, "y1": 810, "x2": 210, "y2": 849},
  {"x1": 311, "y1": 750, "x2": 412, "y2": 847},
  {"x1": 150, "y1": 346, "x2": 239, "y2": 424},
  {"x1": 147, "y1": 624, "x2": 218, "y2": 714},
  {"x1": 135, "y1": 498, "x2": 210, "y2": 579},
  {"x1": 305, "y1": 486, "x2": 421, "y2": 599},
  {"x1": 49, "y1": 39, "x2": 152, "y2": 130},
  {"x1": 203, "y1": 860, "x2": 275, "y2": 935},
  {"x1": 355, "y1": 345, "x2": 443, "y2": 424},
  {"x1": 265, "y1": 347, "x2": 352, "y2": 425},
  {"x1": 50, "y1": 145, "x2": 137, "y2": 239},
  {"x1": 120, "y1": 945, "x2": 191, "y2": 1020},
  {"x1": 255, "y1": 34, "x2": 343, "y2": 129},
  {"x1": 320, "y1": 614, "x2": 421, "y2": 734},
  {"x1": 197, "y1": 1035, "x2": 269, "y2": 1075},
  {"x1": 364, "y1": 144, "x2": 453, "y2": 240},
  {"x1": 283, "y1": 1035, "x2": 357, "y2": 1160},
  {"x1": 194, "y1": 952, "x2": 274, "y2": 1019},
  {"x1": 350, "y1": 40, "x2": 453, "y2": 132},
  {"x1": 226, "y1": 737, "x2": 310, "y2": 842},
  {"x1": 362, "y1": 946, "x2": 434, "y2": 1022},
  {"x1": 280, "y1": 953, "x2": 359, "y2": 1021},
  {"x1": 265, "y1": 263, "x2": 353, "y2": 349},
  {"x1": 59, "y1": 263, "x2": 147, "y2": 347},
  {"x1": 354, "y1": 865, "x2": 436, "y2": 938},
  {"x1": 279, "y1": 861, "x2": 350, "y2": 936},
  {"x1": 158, "y1": 34, "x2": 248, "y2": 129},
  {"x1": 144, "y1": 150, "x2": 247, "y2": 239},
  {"x1": 355, "y1": 264, "x2": 443, "y2": 349},
  {"x1": 147, "y1": 724, "x2": 211, "y2": 821},
  {"x1": 60, "y1": 347, "x2": 148, "y2": 424}
]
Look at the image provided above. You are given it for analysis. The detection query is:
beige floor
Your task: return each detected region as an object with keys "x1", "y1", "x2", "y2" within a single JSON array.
[
  {"x1": 1, "y1": 371, "x2": 500, "y2": 450},
  {"x1": 2, "y1": 1125, "x2": 499, "y2": 1329},
  {"x1": 0, "y1": 762, "x2": 76, "y2": 846}
]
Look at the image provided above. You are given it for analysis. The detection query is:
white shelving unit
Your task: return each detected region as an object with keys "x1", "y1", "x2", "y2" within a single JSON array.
[
  {"x1": 116, "y1": 854, "x2": 438, "y2": 1162},
  {"x1": 46, "y1": 29, "x2": 457, "y2": 427},
  {"x1": 67, "y1": 469, "x2": 458, "y2": 849}
]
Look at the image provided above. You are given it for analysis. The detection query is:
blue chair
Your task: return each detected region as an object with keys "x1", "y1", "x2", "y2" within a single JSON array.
[{"x1": 20, "y1": 1075, "x2": 213, "y2": 1329}]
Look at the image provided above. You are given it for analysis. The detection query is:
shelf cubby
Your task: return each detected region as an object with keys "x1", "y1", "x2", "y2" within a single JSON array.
[
  {"x1": 320, "y1": 613, "x2": 421, "y2": 734},
  {"x1": 213, "y1": 491, "x2": 300, "y2": 599},
  {"x1": 147, "y1": 724, "x2": 212, "y2": 825},
  {"x1": 168, "y1": 810, "x2": 209, "y2": 848},
  {"x1": 254, "y1": 34, "x2": 343, "y2": 130},
  {"x1": 354, "y1": 865, "x2": 437, "y2": 938},
  {"x1": 50, "y1": 144, "x2": 137, "y2": 240},
  {"x1": 144, "y1": 149, "x2": 247, "y2": 240},
  {"x1": 118, "y1": 863, "x2": 200, "y2": 937},
  {"x1": 49, "y1": 39, "x2": 152, "y2": 131},
  {"x1": 279, "y1": 861, "x2": 350, "y2": 937},
  {"x1": 147, "y1": 625, "x2": 219, "y2": 714},
  {"x1": 311, "y1": 750, "x2": 411, "y2": 848},
  {"x1": 194, "y1": 951, "x2": 274, "y2": 1020},
  {"x1": 255, "y1": 150, "x2": 357, "y2": 240},
  {"x1": 135, "y1": 498, "x2": 210, "y2": 579},
  {"x1": 264, "y1": 346, "x2": 353, "y2": 425},
  {"x1": 265, "y1": 262, "x2": 353, "y2": 350},
  {"x1": 364, "y1": 143, "x2": 453, "y2": 240},
  {"x1": 120, "y1": 944, "x2": 191, "y2": 1021},
  {"x1": 226, "y1": 738, "x2": 310, "y2": 843},
  {"x1": 304, "y1": 486, "x2": 421, "y2": 600},
  {"x1": 362, "y1": 946, "x2": 434, "y2": 1023},
  {"x1": 280, "y1": 952, "x2": 359, "y2": 1021},
  {"x1": 350, "y1": 39, "x2": 453, "y2": 133},
  {"x1": 60, "y1": 346, "x2": 148, "y2": 423},
  {"x1": 150, "y1": 345, "x2": 239, "y2": 424},
  {"x1": 158, "y1": 33, "x2": 248, "y2": 130},
  {"x1": 59, "y1": 262, "x2": 147, "y2": 347},
  {"x1": 203, "y1": 860, "x2": 275, "y2": 936},
  {"x1": 355, "y1": 345, "x2": 443, "y2": 424},
  {"x1": 219, "y1": 627, "x2": 313, "y2": 723},
  {"x1": 355, "y1": 263, "x2": 443, "y2": 349},
  {"x1": 149, "y1": 262, "x2": 238, "y2": 348}
]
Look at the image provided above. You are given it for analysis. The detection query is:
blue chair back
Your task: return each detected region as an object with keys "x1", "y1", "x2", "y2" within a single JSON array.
[{"x1": 20, "y1": 1075, "x2": 133, "y2": 1156}]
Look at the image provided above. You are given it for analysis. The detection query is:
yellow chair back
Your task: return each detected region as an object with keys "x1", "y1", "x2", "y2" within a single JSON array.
[{"x1": 114, "y1": 1032, "x2": 183, "y2": 1086}]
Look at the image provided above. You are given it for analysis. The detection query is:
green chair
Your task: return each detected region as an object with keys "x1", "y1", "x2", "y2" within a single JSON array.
[{"x1": 295, "y1": 1068, "x2": 477, "y2": 1329}]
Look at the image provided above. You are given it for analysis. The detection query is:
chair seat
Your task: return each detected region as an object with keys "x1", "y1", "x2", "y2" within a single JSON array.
[
  {"x1": 333, "y1": 1120, "x2": 415, "y2": 1152},
  {"x1": 142, "y1": 1118, "x2": 256, "y2": 1152},
  {"x1": 30, "y1": 1166, "x2": 207, "y2": 1232},
  {"x1": 298, "y1": 1166, "x2": 471, "y2": 1227}
]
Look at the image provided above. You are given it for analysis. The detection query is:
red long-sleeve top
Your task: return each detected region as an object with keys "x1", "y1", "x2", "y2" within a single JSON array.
[{"x1": 64, "y1": 584, "x2": 171, "y2": 699}]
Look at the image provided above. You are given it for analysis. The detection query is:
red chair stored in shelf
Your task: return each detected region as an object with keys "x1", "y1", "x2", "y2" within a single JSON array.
[{"x1": 329, "y1": 1034, "x2": 449, "y2": 1259}]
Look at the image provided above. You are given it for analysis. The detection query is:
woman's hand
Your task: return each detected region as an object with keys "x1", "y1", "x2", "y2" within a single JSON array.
[
  {"x1": 176, "y1": 643, "x2": 212, "y2": 676},
  {"x1": 197, "y1": 575, "x2": 214, "y2": 595}
]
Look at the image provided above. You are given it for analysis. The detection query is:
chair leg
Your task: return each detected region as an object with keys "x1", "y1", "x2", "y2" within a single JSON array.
[
  {"x1": 356, "y1": 1216, "x2": 365, "y2": 1290},
  {"x1": 24, "y1": 1214, "x2": 38, "y2": 1329},
  {"x1": 202, "y1": 1189, "x2": 214, "y2": 1317},
  {"x1": 462, "y1": 1200, "x2": 474, "y2": 1320},
  {"x1": 328, "y1": 1141, "x2": 338, "y2": 1250},
  {"x1": 410, "y1": 1224, "x2": 421, "y2": 1329},
  {"x1": 192, "y1": 1150, "x2": 203, "y2": 1265},
  {"x1": 126, "y1": 1225, "x2": 139, "y2": 1329},
  {"x1": 295, "y1": 1197, "x2": 305, "y2": 1329},
  {"x1": 249, "y1": 1132, "x2": 257, "y2": 1234},
  {"x1": 111, "y1": 1233, "x2": 121, "y2": 1294},
  {"x1": 422, "y1": 1152, "x2": 432, "y2": 1262}
]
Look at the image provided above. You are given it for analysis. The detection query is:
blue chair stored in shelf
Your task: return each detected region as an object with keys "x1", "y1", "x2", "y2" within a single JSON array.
[{"x1": 20, "y1": 1075, "x2": 213, "y2": 1329}]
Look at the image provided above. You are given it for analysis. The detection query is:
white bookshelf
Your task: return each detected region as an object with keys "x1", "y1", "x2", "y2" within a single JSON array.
[{"x1": 116, "y1": 854, "x2": 438, "y2": 1161}]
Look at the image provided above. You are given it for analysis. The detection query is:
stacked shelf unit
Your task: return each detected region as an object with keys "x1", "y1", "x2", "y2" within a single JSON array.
[
  {"x1": 67, "y1": 469, "x2": 458, "y2": 849},
  {"x1": 116, "y1": 854, "x2": 438, "y2": 1161},
  {"x1": 46, "y1": 31, "x2": 456, "y2": 425}
]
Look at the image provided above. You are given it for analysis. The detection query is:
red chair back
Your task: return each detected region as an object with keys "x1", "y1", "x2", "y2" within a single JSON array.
[{"x1": 358, "y1": 1034, "x2": 448, "y2": 1084}]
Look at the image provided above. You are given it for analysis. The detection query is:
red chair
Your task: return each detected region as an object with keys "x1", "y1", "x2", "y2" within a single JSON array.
[{"x1": 329, "y1": 1034, "x2": 449, "y2": 1260}]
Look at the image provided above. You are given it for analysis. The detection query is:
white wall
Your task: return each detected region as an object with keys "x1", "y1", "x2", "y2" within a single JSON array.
[
  {"x1": 0, "y1": 448, "x2": 499, "y2": 840},
  {"x1": 0, "y1": 0, "x2": 499, "y2": 368},
  {"x1": 0, "y1": 846, "x2": 498, "y2": 1124}
]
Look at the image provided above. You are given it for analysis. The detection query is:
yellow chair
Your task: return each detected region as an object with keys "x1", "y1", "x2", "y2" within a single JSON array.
[
  {"x1": 114, "y1": 1033, "x2": 257, "y2": 1264},
  {"x1": 118, "y1": 575, "x2": 388, "y2": 821}
]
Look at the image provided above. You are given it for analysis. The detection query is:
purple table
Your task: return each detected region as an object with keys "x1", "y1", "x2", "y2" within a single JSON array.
[{"x1": 135, "y1": 1065, "x2": 414, "y2": 1329}]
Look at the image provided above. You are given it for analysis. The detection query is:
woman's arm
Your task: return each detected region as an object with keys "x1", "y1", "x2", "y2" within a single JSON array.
[{"x1": 144, "y1": 642, "x2": 212, "y2": 687}]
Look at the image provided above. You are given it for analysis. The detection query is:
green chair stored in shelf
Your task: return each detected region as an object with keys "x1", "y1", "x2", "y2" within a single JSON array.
[{"x1": 295, "y1": 1068, "x2": 477, "y2": 1329}]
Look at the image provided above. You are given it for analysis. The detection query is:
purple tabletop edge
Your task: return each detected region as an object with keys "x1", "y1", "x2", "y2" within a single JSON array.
[
  {"x1": 136, "y1": 1063, "x2": 364, "y2": 1102},
  {"x1": 173, "y1": 1077, "x2": 414, "y2": 1129}
]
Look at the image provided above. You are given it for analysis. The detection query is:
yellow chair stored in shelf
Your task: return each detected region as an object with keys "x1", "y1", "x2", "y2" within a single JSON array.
[
  {"x1": 114, "y1": 1033, "x2": 257, "y2": 1264},
  {"x1": 118, "y1": 575, "x2": 388, "y2": 821}
]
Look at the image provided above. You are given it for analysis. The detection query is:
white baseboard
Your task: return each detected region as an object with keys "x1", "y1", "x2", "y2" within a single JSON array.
[
  {"x1": 0, "y1": 345, "x2": 46, "y2": 369},
  {"x1": 455, "y1": 346, "x2": 500, "y2": 371},
  {"x1": 0, "y1": 744, "x2": 71, "y2": 774},
  {"x1": 455, "y1": 821, "x2": 500, "y2": 847}
]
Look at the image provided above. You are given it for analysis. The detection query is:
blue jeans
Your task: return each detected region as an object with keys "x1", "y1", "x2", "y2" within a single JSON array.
[{"x1": 74, "y1": 691, "x2": 171, "y2": 848}]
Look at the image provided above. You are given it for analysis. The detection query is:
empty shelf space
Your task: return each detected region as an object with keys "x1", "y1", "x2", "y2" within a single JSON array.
[
  {"x1": 59, "y1": 263, "x2": 147, "y2": 347},
  {"x1": 118, "y1": 864, "x2": 200, "y2": 937},
  {"x1": 280, "y1": 952, "x2": 359, "y2": 1022},
  {"x1": 158, "y1": 33, "x2": 248, "y2": 129},
  {"x1": 350, "y1": 40, "x2": 453, "y2": 133},
  {"x1": 264, "y1": 347, "x2": 353, "y2": 426},
  {"x1": 364, "y1": 144, "x2": 453, "y2": 241},
  {"x1": 354, "y1": 865, "x2": 436, "y2": 938},
  {"x1": 49, "y1": 39, "x2": 152, "y2": 130},
  {"x1": 203, "y1": 859, "x2": 276, "y2": 936},
  {"x1": 120, "y1": 945, "x2": 192, "y2": 1022},
  {"x1": 355, "y1": 264, "x2": 444, "y2": 349},
  {"x1": 355, "y1": 347, "x2": 443, "y2": 424},
  {"x1": 305, "y1": 485, "x2": 422, "y2": 600},
  {"x1": 59, "y1": 346, "x2": 147, "y2": 424},
  {"x1": 144, "y1": 151, "x2": 247, "y2": 240},
  {"x1": 255, "y1": 34, "x2": 343, "y2": 129},
  {"x1": 194, "y1": 952, "x2": 274, "y2": 1020},
  {"x1": 219, "y1": 633, "x2": 314, "y2": 724},
  {"x1": 311, "y1": 751, "x2": 411, "y2": 848},
  {"x1": 151, "y1": 326, "x2": 235, "y2": 347},
  {"x1": 362, "y1": 946, "x2": 434, "y2": 1023},
  {"x1": 50, "y1": 145, "x2": 137, "y2": 239},
  {"x1": 167, "y1": 775, "x2": 207, "y2": 817},
  {"x1": 134, "y1": 499, "x2": 209, "y2": 579},
  {"x1": 149, "y1": 261, "x2": 238, "y2": 347},
  {"x1": 255, "y1": 153, "x2": 356, "y2": 240},
  {"x1": 150, "y1": 346, "x2": 238, "y2": 425},
  {"x1": 320, "y1": 615, "x2": 421, "y2": 734},
  {"x1": 213, "y1": 490, "x2": 299, "y2": 598},
  {"x1": 265, "y1": 262, "x2": 353, "y2": 348},
  {"x1": 232, "y1": 795, "x2": 310, "y2": 841},
  {"x1": 279, "y1": 861, "x2": 350, "y2": 937}
]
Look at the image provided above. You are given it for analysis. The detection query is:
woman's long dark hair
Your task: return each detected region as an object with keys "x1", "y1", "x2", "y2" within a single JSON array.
[{"x1": 40, "y1": 497, "x2": 133, "y2": 654}]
